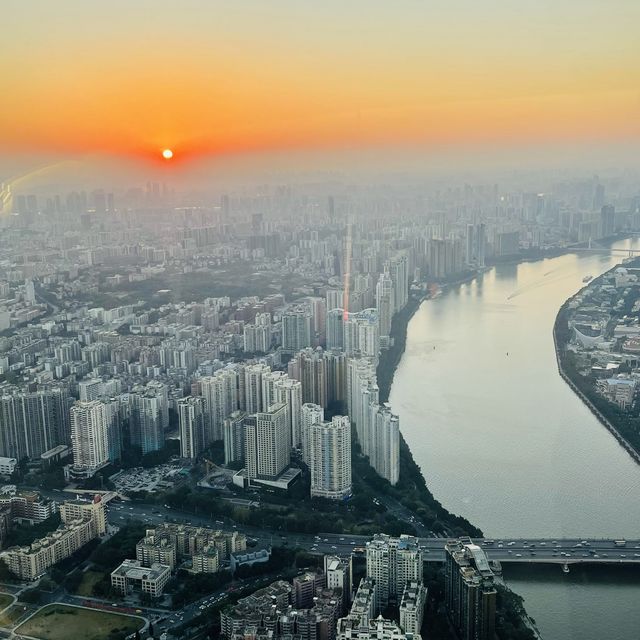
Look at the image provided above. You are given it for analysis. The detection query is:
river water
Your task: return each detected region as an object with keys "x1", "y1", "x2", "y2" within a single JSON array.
[{"x1": 389, "y1": 238, "x2": 640, "y2": 640}]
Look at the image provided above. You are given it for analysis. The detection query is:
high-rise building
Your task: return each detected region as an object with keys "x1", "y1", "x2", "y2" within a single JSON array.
[
  {"x1": 281, "y1": 307, "x2": 313, "y2": 352},
  {"x1": 301, "y1": 403, "x2": 324, "y2": 465},
  {"x1": 223, "y1": 411, "x2": 246, "y2": 465},
  {"x1": 274, "y1": 376, "x2": 303, "y2": 449},
  {"x1": 386, "y1": 254, "x2": 409, "y2": 312},
  {"x1": 327, "y1": 307, "x2": 345, "y2": 350},
  {"x1": 129, "y1": 383, "x2": 167, "y2": 454},
  {"x1": 244, "y1": 403, "x2": 289, "y2": 480},
  {"x1": 326, "y1": 288, "x2": 345, "y2": 311},
  {"x1": 600, "y1": 204, "x2": 616, "y2": 238},
  {"x1": 309, "y1": 415, "x2": 352, "y2": 500},
  {"x1": 444, "y1": 538, "x2": 496, "y2": 640},
  {"x1": 243, "y1": 313, "x2": 271, "y2": 353},
  {"x1": 375, "y1": 273, "x2": 395, "y2": 340},
  {"x1": 399, "y1": 581, "x2": 427, "y2": 637},
  {"x1": 325, "y1": 348, "x2": 347, "y2": 413},
  {"x1": 370, "y1": 404, "x2": 400, "y2": 486},
  {"x1": 0, "y1": 388, "x2": 71, "y2": 460},
  {"x1": 78, "y1": 378, "x2": 103, "y2": 402},
  {"x1": 288, "y1": 348, "x2": 328, "y2": 408},
  {"x1": 325, "y1": 554, "x2": 353, "y2": 613},
  {"x1": 344, "y1": 309, "x2": 379, "y2": 359},
  {"x1": 244, "y1": 363, "x2": 271, "y2": 415},
  {"x1": 261, "y1": 370, "x2": 288, "y2": 413},
  {"x1": 366, "y1": 534, "x2": 423, "y2": 609},
  {"x1": 178, "y1": 396, "x2": 205, "y2": 459},
  {"x1": 70, "y1": 399, "x2": 120, "y2": 476},
  {"x1": 200, "y1": 368, "x2": 238, "y2": 442}
]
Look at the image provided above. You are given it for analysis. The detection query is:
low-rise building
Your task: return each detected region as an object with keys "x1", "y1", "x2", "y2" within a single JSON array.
[
  {"x1": 0, "y1": 496, "x2": 106, "y2": 580},
  {"x1": 111, "y1": 559, "x2": 171, "y2": 598},
  {"x1": 337, "y1": 615, "x2": 418, "y2": 640},
  {"x1": 230, "y1": 548, "x2": 270, "y2": 573},
  {"x1": 0, "y1": 488, "x2": 57, "y2": 524},
  {"x1": 0, "y1": 458, "x2": 17, "y2": 477}
]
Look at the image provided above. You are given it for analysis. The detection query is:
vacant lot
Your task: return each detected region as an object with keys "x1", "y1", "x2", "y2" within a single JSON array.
[
  {"x1": 16, "y1": 604, "x2": 143, "y2": 640},
  {"x1": 74, "y1": 570, "x2": 107, "y2": 597}
]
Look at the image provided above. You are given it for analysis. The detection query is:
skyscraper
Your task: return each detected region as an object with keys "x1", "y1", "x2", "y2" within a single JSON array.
[
  {"x1": 375, "y1": 272, "x2": 395, "y2": 340},
  {"x1": 344, "y1": 309, "x2": 379, "y2": 359},
  {"x1": 370, "y1": 404, "x2": 400, "y2": 486},
  {"x1": 70, "y1": 399, "x2": 120, "y2": 475},
  {"x1": 281, "y1": 307, "x2": 313, "y2": 352},
  {"x1": 129, "y1": 384, "x2": 166, "y2": 454},
  {"x1": 0, "y1": 387, "x2": 71, "y2": 460},
  {"x1": 326, "y1": 307, "x2": 345, "y2": 350},
  {"x1": 309, "y1": 415, "x2": 352, "y2": 500},
  {"x1": 200, "y1": 368, "x2": 238, "y2": 442},
  {"x1": 178, "y1": 396, "x2": 205, "y2": 459},
  {"x1": 244, "y1": 402, "x2": 289, "y2": 480},
  {"x1": 274, "y1": 376, "x2": 303, "y2": 449},
  {"x1": 301, "y1": 402, "x2": 324, "y2": 465},
  {"x1": 288, "y1": 348, "x2": 328, "y2": 408},
  {"x1": 223, "y1": 411, "x2": 246, "y2": 465},
  {"x1": 244, "y1": 363, "x2": 271, "y2": 415}
]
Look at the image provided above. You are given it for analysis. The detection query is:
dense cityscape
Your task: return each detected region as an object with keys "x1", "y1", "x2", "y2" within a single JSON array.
[
  {"x1": 0, "y1": 174, "x2": 637, "y2": 639},
  {"x1": 3, "y1": 2, "x2": 640, "y2": 639}
]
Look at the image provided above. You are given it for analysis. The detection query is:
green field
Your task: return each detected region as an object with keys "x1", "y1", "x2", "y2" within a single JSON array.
[
  {"x1": 0, "y1": 603, "x2": 23, "y2": 628},
  {"x1": 0, "y1": 594, "x2": 13, "y2": 611},
  {"x1": 16, "y1": 604, "x2": 143, "y2": 640}
]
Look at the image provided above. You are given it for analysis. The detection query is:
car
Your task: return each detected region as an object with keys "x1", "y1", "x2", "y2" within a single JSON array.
[
  {"x1": 515, "y1": 553, "x2": 522, "y2": 557},
  {"x1": 350, "y1": 541, "x2": 356, "y2": 545},
  {"x1": 331, "y1": 545, "x2": 337, "y2": 549}
]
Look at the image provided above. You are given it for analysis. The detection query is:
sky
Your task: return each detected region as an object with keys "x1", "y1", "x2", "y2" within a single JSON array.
[{"x1": 1, "y1": 0, "x2": 639, "y2": 183}]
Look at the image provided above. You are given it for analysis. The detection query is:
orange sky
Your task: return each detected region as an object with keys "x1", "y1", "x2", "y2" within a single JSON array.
[{"x1": 1, "y1": 1, "x2": 639, "y2": 166}]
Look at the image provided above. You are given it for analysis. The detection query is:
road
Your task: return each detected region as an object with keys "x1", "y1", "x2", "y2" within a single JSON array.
[
  {"x1": 11, "y1": 491, "x2": 637, "y2": 639},
  {"x1": 100, "y1": 499, "x2": 640, "y2": 566}
]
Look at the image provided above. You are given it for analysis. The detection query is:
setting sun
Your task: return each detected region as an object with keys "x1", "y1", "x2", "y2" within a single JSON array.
[{"x1": 162, "y1": 149, "x2": 173, "y2": 160}]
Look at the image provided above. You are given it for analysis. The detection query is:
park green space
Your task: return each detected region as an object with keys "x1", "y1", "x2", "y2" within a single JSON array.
[{"x1": 16, "y1": 604, "x2": 143, "y2": 640}]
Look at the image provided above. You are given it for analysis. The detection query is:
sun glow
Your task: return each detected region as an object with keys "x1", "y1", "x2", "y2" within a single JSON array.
[{"x1": 162, "y1": 149, "x2": 173, "y2": 160}]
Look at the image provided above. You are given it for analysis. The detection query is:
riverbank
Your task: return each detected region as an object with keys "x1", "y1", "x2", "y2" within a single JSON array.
[
  {"x1": 553, "y1": 271, "x2": 640, "y2": 464},
  {"x1": 380, "y1": 287, "x2": 538, "y2": 639}
]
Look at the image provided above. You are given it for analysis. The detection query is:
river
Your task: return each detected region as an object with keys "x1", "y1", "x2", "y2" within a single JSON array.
[{"x1": 389, "y1": 238, "x2": 640, "y2": 640}]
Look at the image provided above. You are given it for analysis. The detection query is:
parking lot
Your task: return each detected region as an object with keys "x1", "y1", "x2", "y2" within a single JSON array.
[{"x1": 112, "y1": 463, "x2": 189, "y2": 495}]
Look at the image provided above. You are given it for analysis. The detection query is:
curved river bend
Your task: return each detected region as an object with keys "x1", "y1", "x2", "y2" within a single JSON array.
[{"x1": 389, "y1": 238, "x2": 640, "y2": 640}]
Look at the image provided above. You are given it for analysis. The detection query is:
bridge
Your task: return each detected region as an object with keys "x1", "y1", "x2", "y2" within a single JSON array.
[
  {"x1": 565, "y1": 237, "x2": 640, "y2": 257},
  {"x1": 306, "y1": 533, "x2": 640, "y2": 570},
  {"x1": 415, "y1": 537, "x2": 640, "y2": 569},
  {"x1": 98, "y1": 498, "x2": 640, "y2": 573}
]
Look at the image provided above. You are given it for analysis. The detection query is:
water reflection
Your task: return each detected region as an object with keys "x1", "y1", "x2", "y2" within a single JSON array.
[{"x1": 390, "y1": 240, "x2": 640, "y2": 640}]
